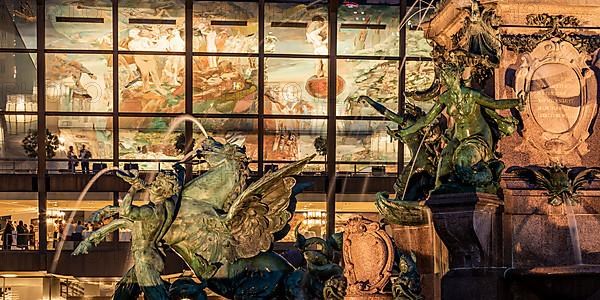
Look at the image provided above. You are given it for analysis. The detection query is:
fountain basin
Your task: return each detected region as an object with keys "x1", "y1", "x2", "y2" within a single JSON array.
[{"x1": 505, "y1": 265, "x2": 600, "y2": 300}]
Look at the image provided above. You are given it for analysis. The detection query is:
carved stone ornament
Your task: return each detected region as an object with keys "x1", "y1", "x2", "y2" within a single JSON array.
[
  {"x1": 515, "y1": 38, "x2": 598, "y2": 164},
  {"x1": 502, "y1": 14, "x2": 600, "y2": 54},
  {"x1": 343, "y1": 216, "x2": 394, "y2": 297}
]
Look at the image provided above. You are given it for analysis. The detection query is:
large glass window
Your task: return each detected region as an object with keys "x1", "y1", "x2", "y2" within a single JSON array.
[{"x1": 0, "y1": 0, "x2": 437, "y2": 241}]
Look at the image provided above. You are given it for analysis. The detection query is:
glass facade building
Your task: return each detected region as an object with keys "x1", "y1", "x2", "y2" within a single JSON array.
[{"x1": 0, "y1": 0, "x2": 435, "y2": 254}]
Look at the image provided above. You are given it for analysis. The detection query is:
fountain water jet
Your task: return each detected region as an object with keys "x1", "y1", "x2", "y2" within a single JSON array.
[
  {"x1": 50, "y1": 166, "x2": 119, "y2": 273},
  {"x1": 564, "y1": 203, "x2": 582, "y2": 265}
]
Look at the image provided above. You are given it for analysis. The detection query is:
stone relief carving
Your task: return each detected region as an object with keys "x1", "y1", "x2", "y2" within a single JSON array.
[
  {"x1": 343, "y1": 216, "x2": 394, "y2": 297},
  {"x1": 515, "y1": 39, "x2": 598, "y2": 165},
  {"x1": 502, "y1": 14, "x2": 600, "y2": 54}
]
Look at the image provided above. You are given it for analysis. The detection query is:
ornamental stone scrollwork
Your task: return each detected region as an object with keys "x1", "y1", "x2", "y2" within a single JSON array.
[
  {"x1": 515, "y1": 39, "x2": 598, "y2": 165},
  {"x1": 343, "y1": 216, "x2": 395, "y2": 298},
  {"x1": 502, "y1": 14, "x2": 600, "y2": 54}
]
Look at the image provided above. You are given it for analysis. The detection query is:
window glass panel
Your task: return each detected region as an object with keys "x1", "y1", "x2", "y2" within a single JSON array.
[
  {"x1": 337, "y1": 4, "x2": 399, "y2": 56},
  {"x1": 46, "y1": 116, "x2": 113, "y2": 160},
  {"x1": 192, "y1": 56, "x2": 258, "y2": 114},
  {"x1": 118, "y1": 54, "x2": 184, "y2": 112},
  {"x1": 47, "y1": 192, "x2": 114, "y2": 249},
  {"x1": 193, "y1": 2, "x2": 258, "y2": 53},
  {"x1": 0, "y1": 195, "x2": 39, "y2": 250},
  {"x1": 46, "y1": 54, "x2": 113, "y2": 113},
  {"x1": 45, "y1": 0, "x2": 112, "y2": 50},
  {"x1": 0, "y1": 0, "x2": 37, "y2": 49},
  {"x1": 406, "y1": 4, "x2": 434, "y2": 57},
  {"x1": 0, "y1": 114, "x2": 37, "y2": 168},
  {"x1": 265, "y1": 3, "x2": 328, "y2": 55},
  {"x1": 337, "y1": 59, "x2": 398, "y2": 116},
  {"x1": 264, "y1": 118, "x2": 326, "y2": 172},
  {"x1": 118, "y1": 0, "x2": 185, "y2": 52},
  {"x1": 336, "y1": 120, "x2": 397, "y2": 172},
  {"x1": 405, "y1": 60, "x2": 435, "y2": 112},
  {"x1": 265, "y1": 58, "x2": 328, "y2": 115},
  {"x1": 119, "y1": 117, "x2": 183, "y2": 169},
  {"x1": 0, "y1": 53, "x2": 37, "y2": 112}
]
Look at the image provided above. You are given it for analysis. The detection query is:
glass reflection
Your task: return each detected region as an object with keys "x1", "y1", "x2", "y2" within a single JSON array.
[
  {"x1": 192, "y1": 56, "x2": 257, "y2": 114},
  {"x1": 265, "y1": 58, "x2": 329, "y2": 115},
  {"x1": 337, "y1": 4, "x2": 400, "y2": 56},
  {"x1": 0, "y1": 53, "x2": 37, "y2": 112},
  {"x1": 264, "y1": 118, "x2": 326, "y2": 172},
  {"x1": 193, "y1": 2, "x2": 258, "y2": 53},
  {"x1": 118, "y1": 54, "x2": 184, "y2": 112},
  {"x1": 46, "y1": 54, "x2": 113, "y2": 112},
  {"x1": 337, "y1": 59, "x2": 398, "y2": 116},
  {"x1": 264, "y1": 3, "x2": 328, "y2": 54},
  {"x1": 0, "y1": 0, "x2": 37, "y2": 49},
  {"x1": 336, "y1": 120, "x2": 397, "y2": 172},
  {"x1": 45, "y1": 0, "x2": 112, "y2": 50},
  {"x1": 405, "y1": 60, "x2": 435, "y2": 112},
  {"x1": 0, "y1": 114, "x2": 36, "y2": 160}
]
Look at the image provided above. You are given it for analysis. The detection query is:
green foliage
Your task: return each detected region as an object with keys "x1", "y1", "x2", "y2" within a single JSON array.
[{"x1": 22, "y1": 129, "x2": 60, "y2": 159}]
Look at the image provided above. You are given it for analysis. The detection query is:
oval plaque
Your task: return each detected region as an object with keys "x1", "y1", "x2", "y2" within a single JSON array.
[{"x1": 529, "y1": 63, "x2": 581, "y2": 134}]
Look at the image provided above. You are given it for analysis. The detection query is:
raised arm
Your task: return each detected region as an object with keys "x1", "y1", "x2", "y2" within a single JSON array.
[
  {"x1": 73, "y1": 218, "x2": 132, "y2": 255},
  {"x1": 117, "y1": 171, "x2": 153, "y2": 221},
  {"x1": 475, "y1": 91, "x2": 525, "y2": 110},
  {"x1": 360, "y1": 95, "x2": 404, "y2": 124},
  {"x1": 399, "y1": 101, "x2": 445, "y2": 137}
]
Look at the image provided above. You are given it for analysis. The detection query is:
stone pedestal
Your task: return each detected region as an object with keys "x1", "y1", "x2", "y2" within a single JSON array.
[
  {"x1": 387, "y1": 222, "x2": 448, "y2": 300},
  {"x1": 426, "y1": 193, "x2": 505, "y2": 300}
]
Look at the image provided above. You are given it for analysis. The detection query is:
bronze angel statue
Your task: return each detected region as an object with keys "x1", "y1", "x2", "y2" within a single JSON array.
[{"x1": 74, "y1": 136, "x2": 327, "y2": 299}]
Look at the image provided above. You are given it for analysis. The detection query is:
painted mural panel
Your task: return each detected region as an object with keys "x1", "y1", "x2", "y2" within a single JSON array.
[
  {"x1": 46, "y1": 54, "x2": 113, "y2": 113},
  {"x1": 337, "y1": 4, "x2": 400, "y2": 56},
  {"x1": 192, "y1": 56, "x2": 258, "y2": 114},
  {"x1": 45, "y1": 0, "x2": 112, "y2": 50},
  {"x1": 193, "y1": 2, "x2": 258, "y2": 53}
]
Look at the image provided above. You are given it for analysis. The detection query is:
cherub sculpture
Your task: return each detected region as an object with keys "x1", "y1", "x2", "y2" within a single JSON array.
[{"x1": 74, "y1": 164, "x2": 185, "y2": 299}]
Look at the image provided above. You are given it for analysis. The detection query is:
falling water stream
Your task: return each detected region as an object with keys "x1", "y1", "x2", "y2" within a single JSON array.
[
  {"x1": 50, "y1": 166, "x2": 119, "y2": 272},
  {"x1": 565, "y1": 203, "x2": 583, "y2": 265}
]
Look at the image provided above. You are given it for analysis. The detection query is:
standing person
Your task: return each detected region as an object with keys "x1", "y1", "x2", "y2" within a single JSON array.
[
  {"x1": 28, "y1": 224, "x2": 35, "y2": 250},
  {"x1": 79, "y1": 145, "x2": 91, "y2": 174},
  {"x1": 67, "y1": 146, "x2": 78, "y2": 173},
  {"x1": 73, "y1": 220, "x2": 85, "y2": 241},
  {"x1": 2, "y1": 221, "x2": 13, "y2": 250},
  {"x1": 16, "y1": 221, "x2": 27, "y2": 249}
]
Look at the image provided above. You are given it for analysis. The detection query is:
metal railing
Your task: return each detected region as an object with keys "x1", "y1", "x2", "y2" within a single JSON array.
[{"x1": 1, "y1": 233, "x2": 37, "y2": 250}]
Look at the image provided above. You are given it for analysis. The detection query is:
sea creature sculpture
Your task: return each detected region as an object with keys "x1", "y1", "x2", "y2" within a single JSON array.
[{"x1": 509, "y1": 164, "x2": 600, "y2": 206}]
